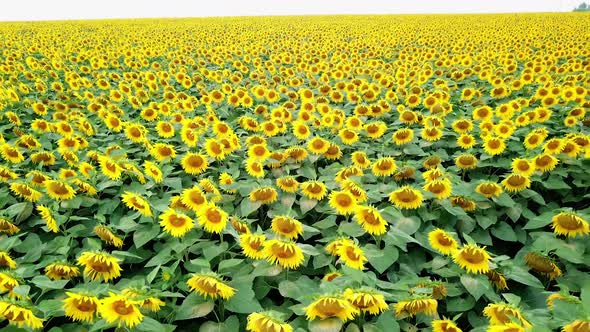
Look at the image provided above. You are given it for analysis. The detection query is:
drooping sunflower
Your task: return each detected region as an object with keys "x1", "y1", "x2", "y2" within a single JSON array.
[
  {"x1": 455, "y1": 154, "x2": 478, "y2": 170},
  {"x1": 245, "y1": 160, "x2": 265, "y2": 178},
  {"x1": 371, "y1": 157, "x2": 398, "y2": 177},
  {"x1": 94, "y1": 225, "x2": 124, "y2": 248},
  {"x1": 524, "y1": 252, "x2": 562, "y2": 280},
  {"x1": 351, "y1": 151, "x2": 371, "y2": 169},
  {"x1": 63, "y1": 292, "x2": 100, "y2": 323},
  {"x1": 240, "y1": 233, "x2": 266, "y2": 259},
  {"x1": 453, "y1": 244, "x2": 491, "y2": 274},
  {"x1": 197, "y1": 203, "x2": 228, "y2": 234},
  {"x1": 143, "y1": 161, "x2": 163, "y2": 183},
  {"x1": 485, "y1": 270, "x2": 509, "y2": 291},
  {"x1": 247, "y1": 311, "x2": 293, "y2": 332},
  {"x1": 0, "y1": 299, "x2": 44, "y2": 329},
  {"x1": 98, "y1": 156, "x2": 123, "y2": 181},
  {"x1": 328, "y1": 190, "x2": 357, "y2": 215},
  {"x1": 0, "y1": 144, "x2": 25, "y2": 164},
  {"x1": 249, "y1": 187, "x2": 278, "y2": 204},
  {"x1": 562, "y1": 320, "x2": 590, "y2": 332},
  {"x1": 181, "y1": 153, "x2": 208, "y2": 175},
  {"x1": 392, "y1": 128, "x2": 414, "y2": 145},
  {"x1": 389, "y1": 186, "x2": 424, "y2": 210},
  {"x1": 10, "y1": 183, "x2": 42, "y2": 202},
  {"x1": 300, "y1": 181, "x2": 328, "y2": 200},
  {"x1": 483, "y1": 303, "x2": 531, "y2": 329},
  {"x1": 428, "y1": 229, "x2": 459, "y2": 256},
  {"x1": 354, "y1": 205, "x2": 388, "y2": 236},
  {"x1": 501, "y1": 174, "x2": 531, "y2": 193},
  {"x1": 187, "y1": 273, "x2": 235, "y2": 300},
  {"x1": 45, "y1": 180, "x2": 76, "y2": 200},
  {"x1": 305, "y1": 295, "x2": 359, "y2": 321},
  {"x1": 98, "y1": 293, "x2": 144, "y2": 328},
  {"x1": 159, "y1": 208, "x2": 194, "y2": 237},
  {"x1": 0, "y1": 218, "x2": 19, "y2": 235},
  {"x1": 44, "y1": 262, "x2": 80, "y2": 280},
  {"x1": 271, "y1": 216, "x2": 304, "y2": 240},
  {"x1": 76, "y1": 251, "x2": 122, "y2": 282},
  {"x1": 121, "y1": 192, "x2": 152, "y2": 216},
  {"x1": 394, "y1": 297, "x2": 438, "y2": 318},
  {"x1": 263, "y1": 239, "x2": 305, "y2": 269},
  {"x1": 432, "y1": 319, "x2": 463, "y2": 332},
  {"x1": 121, "y1": 288, "x2": 165, "y2": 312},
  {"x1": 276, "y1": 176, "x2": 300, "y2": 193},
  {"x1": 0, "y1": 251, "x2": 16, "y2": 269},
  {"x1": 475, "y1": 182, "x2": 503, "y2": 198},
  {"x1": 551, "y1": 212, "x2": 589, "y2": 238},
  {"x1": 343, "y1": 288, "x2": 389, "y2": 315},
  {"x1": 486, "y1": 323, "x2": 525, "y2": 332}
]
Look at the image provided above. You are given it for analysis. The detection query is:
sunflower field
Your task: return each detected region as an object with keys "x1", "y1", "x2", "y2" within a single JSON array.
[{"x1": 0, "y1": 12, "x2": 589, "y2": 332}]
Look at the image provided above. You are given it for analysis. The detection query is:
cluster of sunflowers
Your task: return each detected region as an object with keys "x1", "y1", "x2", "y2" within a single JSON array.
[{"x1": 0, "y1": 13, "x2": 589, "y2": 332}]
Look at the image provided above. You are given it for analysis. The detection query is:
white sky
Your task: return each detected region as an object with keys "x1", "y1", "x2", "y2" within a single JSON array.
[{"x1": 0, "y1": 0, "x2": 583, "y2": 21}]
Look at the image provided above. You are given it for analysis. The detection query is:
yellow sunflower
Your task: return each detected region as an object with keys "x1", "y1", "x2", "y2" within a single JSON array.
[
  {"x1": 0, "y1": 299, "x2": 44, "y2": 329},
  {"x1": 432, "y1": 319, "x2": 463, "y2": 332},
  {"x1": 300, "y1": 181, "x2": 328, "y2": 200},
  {"x1": 94, "y1": 225, "x2": 124, "y2": 248},
  {"x1": 63, "y1": 292, "x2": 100, "y2": 323},
  {"x1": 143, "y1": 161, "x2": 163, "y2": 183},
  {"x1": 525, "y1": 252, "x2": 562, "y2": 280},
  {"x1": 551, "y1": 212, "x2": 589, "y2": 238},
  {"x1": 240, "y1": 233, "x2": 266, "y2": 259},
  {"x1": 121, "y1": 192, "x2": 152, "y2": 216},
  {"x1": 10, "y1": 183, "x2": 42, "y2": 202},
  {"x1": 337, "y1": 242, "x2": 367, "y2": 270},
  {"x1": 483, "y1": 303, "x2": 531, "y2": 329},
  {"x1": 343, "y1": 288, "x2": 389, "y2": 315},
  {"x1": 98, "y1": 293, "x2": 144, "y2": 328},
  {"x1": 423, "y1": 179, "x2": 453, "y2": 199},
  {"x1": 371, "y1": 157, "x2": 398, "y2": 177},
  {"x1": 263, "y1": 239, "x2": 305, "y2": 269},
  {"x1": 428, "y1": 229, "x2": 459, "y2": 255},
  {"x1": 455, "y1": 154, "x2": 478, "y2": 170},
  {"x1": 533, "y1": 153, "x2": 559, "y2": 172},
  {"x1": 98, "y1": 156, "x2": 123, "y2": 180},
  {"x1": 501, "y1": 174, "x2": 531, "y2": 193},
  {"x1": 453, "y1": 244, "x2": 491, "y2": 274},
  {"x1": 305, "y1": 295, "x2": 359, "y2": 321},
  {"x1": 354, "y1": 205, "x2": 388, "y2": 236},
  {"x1": 247, "y1": 311, "x2": 293, "y2": 332},
  {"x1": 394, "y1": 297, "x2": 438, "y2": 318},
  {"x1": 483, "y1": 137, "x2": 506, "y2": 156},
  {"x1": 159, "y1": 208, "x2": 194, "y2": 237},
  {"x1": 45, "y1": 180, "x2": 76, "y2": 200},
  {"x1": 197, "y1": 203, "x2": 228, "y2": 234},
  {"x1": 271, "y1": 216, "x2": 304, "y2": 239},
  {"x1": 392, "y1": 128, "x2": 414, "y2": 145},
  {"x1": 511, "y1": 158, "x2": 535, "y2": 177},
  {"x1": 181, "y1": 186, "x2": 208, "y2": 212},
  {"x1": 276, "y1": 176, "x2": 300, "y2": 193},
  {"x1": 181, "y1": 153, "x2": 208, "y2": 175},
  {"x1": 476, "y1": 182, "x2": 503, "y2": 198},
  {"x1": 44, "y1": 262, "x2": 80, "y2": 280},
  {"x1": 328, "y1": 190, "x2": 357, "y2": 215},
  {"x1": 187, "y1": 273, "x2": 235, "y2": 300},
  {"x1": 563, "y1": 320, "x2": 590, "y2": 332},
  {"x1": 77, "y1": 251, "x2": 122, "y2": 282},
  {"x1": 389, "y1": 186, "x2": 424, "y2": 210},
  {"x1": 249, "y1": 187, "x2": 278, "y2": 204},
  {"x1": 0, "y1": 251, "x2": 17, "y2": 269}
]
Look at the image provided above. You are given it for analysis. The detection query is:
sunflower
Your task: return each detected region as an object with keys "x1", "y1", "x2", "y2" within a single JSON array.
[
  {"x1": 483, "y1": 303, "x2": 531, "y2": 329},
  {"x1": 0, "y1": 166, "x2": 18, "y2": 182},
  {"x1": 0, "y1": 299, "x2": 44, "y2": 329},
  {"x1": 248, "y1": 144, "x2": 270, "y2": 161},
  {"x1": 485, "y1": 270, "x2": 509, "y2": 291},
  {"x1": 99, "y1": 156, "x2": 123, "y2": 180},
  {"x1": 63, "y1": 292, "x2": 100, "y2": 323},
  {"x1": 432, "y1": 319, "x2": 463, "y2": 332},
  {"x1": 354, "y1": 205, "x2": 388, "y2": 236},
  {"x1": 343, "y1": 288, "x2": 389, "y2": 315},
  {"x1": 181, "y1": 186, "x2": 208, "y2": 212},
  {"x1": 453, "y1": 244, "x2": 491, "y2": 274},
  {"x1": 476, "y1": 182, "x2": 503, "y2": 198},
  {"x1": 36, "y1": 205, "x2": 59, "y2": 233},
  {"x1": 0, "y1": 144, "x2": 25, "y2": 163},
  {"x1": 271, "y1": 216, "x2": 304, "y2": 239},
  {"x1": 159, "y1": 209, "x2": 194, "y2": 237},
  {"x1": 246, "y1": 160, "x2": 265, "y2": 178},
  {"x1": 455, "y1": 154, "x2": 478, "y2": 170},
  {"x1": 45, "y1": 180, "x2": 76, "y2": 200},
  {"x1": 98, "y1": 293, "x2": 144, "y2": 328},
  {"x1": 371, "y1": 157, "x2": 398, "y2": 176},
  {"x1": 501, "y1": 174, "x2": 530, "y2": 193},
  {"x1": 246, "y1": 311, "x2": 292, "y2": 332},
  {"x1": 187, "y1": 273, "x2": 235, "y2": 300},
  {"x1": 328, "y1": 190, "x2": 357, "y2": 215},
  {"x1": 428, "y1": 229, "x2": 459, "y2": 255},
  {"x1": 533, "y1": 153, "x2": 559, "y2": 172},
  {"x1": 392, "y1": 128, "x2": 414, "y2": 145},
  {"x1": 483, "y1": 137, "x2": 506, "y2": 156},
  {"x1": 121, "y1": 288, "x2": 165, "y2": 312},
  {"x1": 181, "y1": 153, "x2": 208, "y2": 175},
  {"x1": 156, "y1": 121, "x2": 175, "y2": 138},
  {"x1": 394, "y1": 298, "x2": 438, "y2": 318},
  {"x1": 240, "y1": 233, "x2": 266, "y2": 259},
  {"x1": 457, "y1": 134, "x2": 476, "y2": 149},
  {"x1": 339, "y1": 128, "x2": 359, "y2": 145},
  {"x1": 551, "y1": 212, "x2": 589, "y2": 238},
  {"x1": 249, "y1": 187, "x2": 278, "y2": 204},
  {"x1": 305, "y1": 295, "x2": 359, "y2": 321},
  {"x1": 144, "y1": 161, "x2": 163, "y2": 183},
  {"x1": 563, "y1": 320, "x2": 590, "y2": 332},
  {"x1": 509, "y1": 158, "x2": 535, "y2": 177},
  {"x1": 263, "y1": 239, "x2": 305, "y2": 269},
  {"x1": 486, "y1": 323, "x2": 525, "y2": 332},
  {"x1": 44, "y1": 262, "x2": 80, "y2": 280},
  {"x1": 300, "y1": 181, "x2": 328, "y2": 200},
  {"x1": 121, "y1": 192, "x2": 152, "y2": 216},
  {"x1": 524, "y1": 252, "x2": 562, "y2": 279},
  {"x1": 10, "y1": 183, "x2": 42, "y2": 202},
  {"x1": 276, "y1": 176, "x2": 300, "y2": 193},
  {"x1": 307, "y1": 137, "x2": 330, "y2": 154},
  {"x1": 0, "y1": 251, "x2": 16, "y2": 269},
  {"x1": 94, "y1": 225, "x2": 124, "y2": 248},
  {"x1": 77, "y1": 251, "x2": 122, "y2": 282},
  {"x1": 351, "y1": 151, "x2": 371, "y2": 169},
  {"x1": 337, "y1": 242, "x2": 367, "y2": 270},
  {"x1": 197, "y1": 203, "x2": 228, "y2": 234},
  {"x1": 423, "y1": 179, "x2": 453, "y2": 199},
  {"x1": 389, "y1": 186, "x2": 424, "y2": 209}
]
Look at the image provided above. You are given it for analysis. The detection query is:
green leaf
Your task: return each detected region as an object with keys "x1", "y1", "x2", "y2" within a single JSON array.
[
  {"x1": 505, "y1": 266, "x2": 544, "y2": 288},
  {"x1": 225, "y1": 279, "x2": 263, "y2": 313},
  {"x1": 460, "y1": 274, "x2": 491, "y2": 301},
  {"x1": 523, "y1": 211, "x2": 554, "y2": 229},
  {"x1": 239, "y1": 198, "x2": 261, "y2": 217},
  {"x1": 365, "y1": 244, "x2": 399, "y2": 274},
  {"x1": 31, "y1": 276, "x2": 69, "y2": 290},
  {"x1": 133, "y1": 223, "x2": 161, "y2": 248},
  {"x1": 175, "y1": 293, "x2": 214, "y2": 320},
  {"x1": 491, "y1": 222, "x2": 517, "y2": 242}
]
